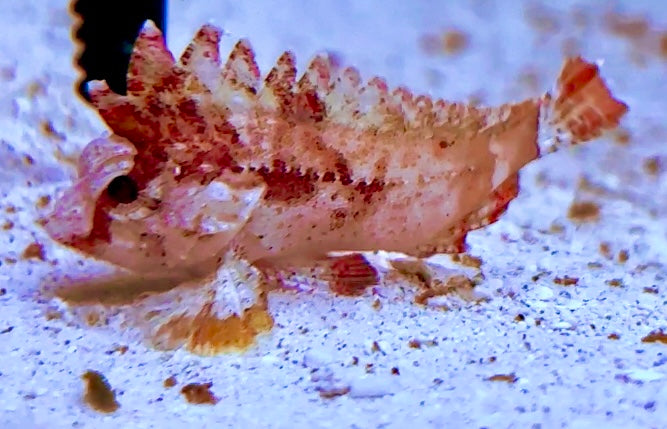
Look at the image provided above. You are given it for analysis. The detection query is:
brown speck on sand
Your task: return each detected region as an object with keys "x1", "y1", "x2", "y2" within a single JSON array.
[
  {"x1": 26, "y1": 80, "x2": 46, "y2": 98},
  {"x1": 44, "y1": 309, "x2": 63, "y2": 320},
  {"x1": 2, "y1": 221, "x2": 14, "y2": 230},
  {"x1": 612, "y1": 128, "x2": 631, "y2": 145},
  {"x1": 617, "y1": 250, "x2": 629, "y2": 263},
  {"x1": 84, "y1": 311, "x2": 104, "y2": 327},
  {"x1": 607, "y1": 333, "x2": 620, "y2": 340},
  {"x1": 642, "y1": 156, "x2": 662, "y2": 176},
  {"x1": 549, "y1": 222, "x2": 565, "y2": 234},
  {"x1": 113, "y1": 345, "x2": 128, "y2": 355},
  {"x1": 390, "y1": 258, "x2": 433, "y2": 286},
  {"x1": 40, "y1": 120, "x2": 65, "y2": 141},
  {"x1": 317, "y1": 386, "x2": 350, "y2": 399},
  {"x1": 36, "y1": 195, "x2": 51, "y2": 209},
  {"x1": 641, "y1": 329, "x2": 667, "y2": 345},
  {"x1": 408, "y1": 339, "x2": 422, "y2": 349},
  {"x1": 163, "y1": 376, "x2": 177, "y2": 388},
  {"x1": 82, "y1": 370, "x2": 120, "y2": 413},
  {"x1": 451, "y1": 253, "x2": 483, "y2": 269},
  {"x1": 554, "y1": 276, "x2": 579, "y2": 286},
  {"x1": 604, "y1": 11, "x2": 650, "y2": 39},
  {"x1": 567, "y1": 201, "x2": 600, "y2": 223},
  {"x1": 605, "y1": 279, "x2": 624, "y2": 287},
  {"x1": 21, "y1": 242, "x2": 45, "y2": 261},
  {"x1": 487, "y1": 373, "x2": 518, "y2": 383},
  {"x1": 181, "y1": 382, "x2": 219, "y2": 405},
  {"x1": 420, "y1": 29, "x2": 469, "y2": 56},
  {"x1": 414, "y1": 274, "x2": 476, "y2": 305},
  {"x1": 660, "y1": 32, "x2": 667, "y2": 58},
  {"x1": 599, "y1": 242, "x2": 612, "y2": 259},
  {"x1": 442, "y1": 30, "x2": 468, "y2": 54},
  {"x1": 643, "y1": 286, "x2": 659, "y2": 294},
  {"x1": 602, "y1": 11, "x2": 667, "y2": 64}
]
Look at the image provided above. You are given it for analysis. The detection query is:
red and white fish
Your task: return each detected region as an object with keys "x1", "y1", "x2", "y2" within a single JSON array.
[{"x1": 44, "y1": 21, "x2": 627, "y2": 354}]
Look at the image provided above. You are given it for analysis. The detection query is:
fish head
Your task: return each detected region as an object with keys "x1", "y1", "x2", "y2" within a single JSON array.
[
  {"x1": 44, "y1": 133, "x2": 264, "y2": 276},
  {"x1": 44, "y1": 22, "x2": 268, "y2": 276}
]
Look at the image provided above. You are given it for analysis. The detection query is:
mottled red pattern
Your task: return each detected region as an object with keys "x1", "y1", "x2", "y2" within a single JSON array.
[
  {"x1": 258, "y1": 160, "x2": 317, "y2": 202},
  {"x1": 354, "y1": 179, "x2": 386, "y2": 204},
  {"x1": 294, "y1": 90, "x2": 327, "y2": 122}
]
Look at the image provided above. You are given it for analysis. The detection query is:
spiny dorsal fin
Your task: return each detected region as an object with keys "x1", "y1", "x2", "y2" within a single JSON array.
[
  {"x1": 88, "y1": 79, "x2": 160, "y2": 144},
  {"x1": 297, "y1": 55, "x2": 332, "y2": 96},
  {"x1": 259, "y1": 51, "x2": 297, "y2": 112},
  {"x1": 292, "y1": 55, "x2": 332, "y2": 122},
  {"x1": 180, "y1": 24, "x2": 222, "y2": 67},
  {"x1": 359, "y1": 76, "x2": 404, "y2": 131},
  {"x1": 126, "y1": 20, "x2": 175, "y2": 96},
  {"x1": 325, "y1": 66, "x2": 362, "y2": 124},
  {"x1": 221, "y1": 39, "x2": 261, "y2": 93}
]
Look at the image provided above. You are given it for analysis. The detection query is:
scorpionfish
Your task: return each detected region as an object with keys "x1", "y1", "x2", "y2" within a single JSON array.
[{"x1": 44, "y1": 21, "x2": 627, "y2": 354}]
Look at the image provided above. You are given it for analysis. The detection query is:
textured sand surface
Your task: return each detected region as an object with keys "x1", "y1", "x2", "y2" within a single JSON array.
[{"x1": 0, "y1": 1, "x2": 666, "y2": 428}]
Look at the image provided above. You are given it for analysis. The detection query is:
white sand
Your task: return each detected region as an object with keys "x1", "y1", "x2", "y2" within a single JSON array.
[{"x1": 0, "y1": 1, "x2": 665, "y2": 428}]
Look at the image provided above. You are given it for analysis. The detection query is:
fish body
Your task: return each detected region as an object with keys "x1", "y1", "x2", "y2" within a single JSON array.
[
  {"x1": 44, "y1": 21, "x2": 627, "y2": 353},
  {"x1": 46, "y1": 21, "x2": 626, "y2": 277}
]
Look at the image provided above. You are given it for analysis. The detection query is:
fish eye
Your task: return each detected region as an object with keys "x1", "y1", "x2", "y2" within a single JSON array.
[{"x1": 107, "y1": 175, "x2": 139, "y2": 204}]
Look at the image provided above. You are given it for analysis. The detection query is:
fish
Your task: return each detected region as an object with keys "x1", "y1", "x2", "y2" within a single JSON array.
[{"x1": 44, "y1": 20, "x2": 627, "y2": 354}]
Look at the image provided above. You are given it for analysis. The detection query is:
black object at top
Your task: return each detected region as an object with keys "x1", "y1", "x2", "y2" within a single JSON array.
[{"x1": 72, "y1": 0, "x2": 166, "y2": 100}]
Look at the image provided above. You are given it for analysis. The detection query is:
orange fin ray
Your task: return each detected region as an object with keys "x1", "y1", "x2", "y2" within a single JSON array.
[{"x1": 326, "y1": 253, "x2": 379, "y2": 296}]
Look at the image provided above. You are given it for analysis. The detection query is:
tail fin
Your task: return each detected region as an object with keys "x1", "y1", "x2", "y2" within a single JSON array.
[{"x1": 540, "y1": 57, "x2": 628, "y2": 152}]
